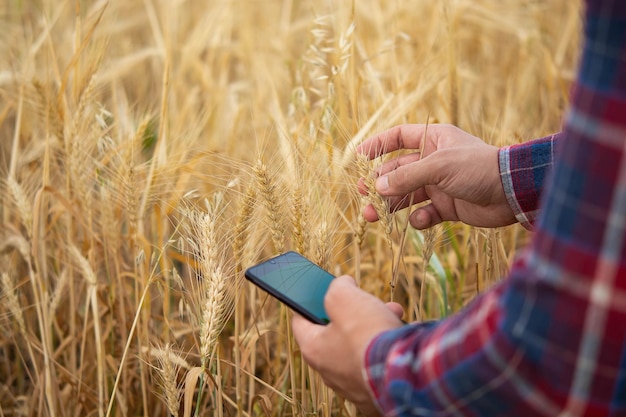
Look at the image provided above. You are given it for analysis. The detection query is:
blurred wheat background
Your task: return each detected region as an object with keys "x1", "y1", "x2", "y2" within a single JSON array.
[{"x1": 0, "y1": 0, "x2": 581, "y2": 416}]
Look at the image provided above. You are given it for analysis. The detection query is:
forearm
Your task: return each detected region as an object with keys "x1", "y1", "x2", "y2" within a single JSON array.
[
  {"x1": 365, "y1": 278, "x2": 545, "y2": 416},
  {"x1": 366, "y1": 244, "x2": 626, "y2": 415},
  {"x1": 498, "y1": 132, "x2": 562, "y2": 230}
]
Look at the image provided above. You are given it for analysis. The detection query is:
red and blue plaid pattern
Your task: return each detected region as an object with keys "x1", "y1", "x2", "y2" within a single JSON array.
[
  {"x1": 365, "y1": 0, "x2": 626, "y2": 415},
  {"x1": 499, "y1": 133, "x2": 560, "y2": 230}
]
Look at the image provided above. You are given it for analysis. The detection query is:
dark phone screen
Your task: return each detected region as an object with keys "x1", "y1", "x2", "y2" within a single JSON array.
[{"x1": 245, "y1": 251, "x2": 334, "y2": 323}]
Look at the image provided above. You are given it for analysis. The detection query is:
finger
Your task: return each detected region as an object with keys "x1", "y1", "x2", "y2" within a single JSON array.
[
  {"x1": 357, "y1": 177, "x2": 369, "y2": 196},
  {"x1": 291, "y1": 313, "x2": 319, "y2": 343},
  {"x1": 362, "y1": 204, "x2": 379, "y2": 222},
  {"x1": 385, "y1": 302, "x2": 404, "y2": 320},
  {"x1": 358, "y1": 154, "x2": 422, "y2": 197},
  {"x1": 291, "y1": 313, "x2": 324, "y2": 355},
  {"x1": 363, "y1": 189, "x2": 431, "y2": 222},
  {"x1": 357, "y1": 125, "x2": 433, "y2": 159},
  {"x1": 409, "y1": 203, "x2": 445, "y2": 229}
]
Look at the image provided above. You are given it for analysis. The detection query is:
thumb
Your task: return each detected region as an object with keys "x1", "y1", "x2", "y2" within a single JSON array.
[
  {"x1": 376, "y1": 154, "x2": 443, "y2": 197},
  {"x1": 410, "y1": 203, "x2": 444, "y2": 229},
  {"x1": 323, "y1": 275, "x2": 360, "y2": 320},
  {"x1": 385, "y1": 302, "x2": 404, "y2": 320}
]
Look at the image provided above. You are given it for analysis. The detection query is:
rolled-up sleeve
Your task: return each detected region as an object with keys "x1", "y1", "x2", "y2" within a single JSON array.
[{"x1": 498, "y1": 133, "x2": 560, "y2": 230}]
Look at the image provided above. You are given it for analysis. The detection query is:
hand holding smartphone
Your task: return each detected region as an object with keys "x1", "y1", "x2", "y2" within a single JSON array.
[{"x1": 244, "y1": 251, "x2": 334, "y2": 325}]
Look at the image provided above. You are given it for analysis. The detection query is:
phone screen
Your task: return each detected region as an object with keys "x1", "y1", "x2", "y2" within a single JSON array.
[{"x1": 244, "y1": 251, "x2": 334, "y2": 325}]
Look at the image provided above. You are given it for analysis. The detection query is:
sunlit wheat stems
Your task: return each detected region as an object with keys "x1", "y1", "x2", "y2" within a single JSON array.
[
  {"x1": 105, "y1": 273, "x2": 156, "y2": 417},
  {"x1": 286, "y1": 309, "x2": 299, "y2": 417},
  {"x1": 0, "y1": 267, "x2": 41, "y2": 390},
  {"x1": 419, "y1": 227, "x2": 437, "y2": 321},
  {"x1": 22, "y1": 184, "x2": 59, "y2": 416},
  {"x1": 396, "y1": 117, "x2": 428, "y2": 303},
  {"x1": 443, "y1": 1, "x2": 459, "y2": 127},
  {"x1": 231, "y1": 183, "x2": 256, "y2": 414},
  {"x1": 70, "y1": 245, "x2": 106, "y2": 417},
  {"x1": 411, "y1": 119, "x2": 436, "y2": 319},
  {"x1": 0, "y1": 1, "x2": 576, "y2": 414}
]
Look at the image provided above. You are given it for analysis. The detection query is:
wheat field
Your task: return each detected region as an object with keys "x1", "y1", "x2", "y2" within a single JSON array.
[{"x1": 0, "y1": 1, "x2": 580, "y2": 416}]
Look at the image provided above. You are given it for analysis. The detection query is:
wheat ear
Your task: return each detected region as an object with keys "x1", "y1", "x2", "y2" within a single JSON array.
[
  {"x1": 356, "y1": 153, "x2": 393, "y2": 252},
  {"x1": 6, "y1": 177, "x2": 33, "y2": 240},
  {"x1": 313, "y1": 221, "x2": 331, "y2": 271},
  {"x1": 150, "y1": 343, "x2": 184, "y2": 417},
  {"x1": 1, "y1": 272, "x2": 27, "y2": 337},
  {"x1": 190, "y1": 208, "x2": 231, "y2": 369},
  {"x1": 232, "y1": 183, "x2": 256, "y2": 273},
  {"x1": 253, "y1": 160, "x2": 285, "y2": 254},
  {"x1": 291, "y1": 184, "x2": 310, "y2": 256},
  {"x1": 355, "y1": 196, "x2": 368, "y2": 248},
  {"x1": 69, "y1": 245, "x2": 105, "y2": 417}
]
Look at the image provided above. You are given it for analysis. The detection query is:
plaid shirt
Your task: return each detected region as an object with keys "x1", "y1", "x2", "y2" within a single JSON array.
[{"x1": 365, "y1": 1, "x2": 626, "y2": 415}]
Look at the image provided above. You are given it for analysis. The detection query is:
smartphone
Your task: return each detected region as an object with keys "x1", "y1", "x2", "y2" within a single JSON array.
[{"x1": 244, "y1": 251, "x2": 334, "y2": 325}]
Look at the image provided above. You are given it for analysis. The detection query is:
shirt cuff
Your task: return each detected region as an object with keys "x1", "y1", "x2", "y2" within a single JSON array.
[
  {"x1": 363, "y1": 321, "x2": 439, "y2": 414},
  {"x1": 498, "y1": 133, "x2": 559, "y2": 230}
]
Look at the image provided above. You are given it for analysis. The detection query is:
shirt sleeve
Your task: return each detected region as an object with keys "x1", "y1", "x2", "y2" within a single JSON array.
[
  {"x1": 498, "y1": 133, "x2": 561, "y2": 230},
  {"x1": 364, "y1": 1, "x2": 626, "y2": 415}
]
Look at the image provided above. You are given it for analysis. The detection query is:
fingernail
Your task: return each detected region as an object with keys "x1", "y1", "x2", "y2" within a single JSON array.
[{"x1": 375, "y1": 175, "x2": 389, "y2": 192}]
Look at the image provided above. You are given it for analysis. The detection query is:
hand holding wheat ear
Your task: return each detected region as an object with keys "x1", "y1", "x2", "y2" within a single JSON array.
[{"x1": 357, "y1": 124, "x2": 517, "y2": 229}]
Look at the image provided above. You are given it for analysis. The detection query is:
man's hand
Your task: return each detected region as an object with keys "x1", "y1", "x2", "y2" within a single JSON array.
[
  {"x1": 291, "y1": 276, "x2": 404, "y2": 416},
  {"x1": 357, "y1": 124, "x2": 516, "y2": 229}
]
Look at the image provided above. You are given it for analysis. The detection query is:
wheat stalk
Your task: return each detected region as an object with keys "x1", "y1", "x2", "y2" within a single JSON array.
[
  {"x1": 69, "y1": 245, "x2": 105, "y2": 417},
  {"x1": 419, "y1": 226, "x2": 438, "y2": 320}
]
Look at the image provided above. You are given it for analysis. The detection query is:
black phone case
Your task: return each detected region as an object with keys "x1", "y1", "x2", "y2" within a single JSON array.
[{"x1": 244, "y1": 251, "x2": 331, "y2": 325}]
